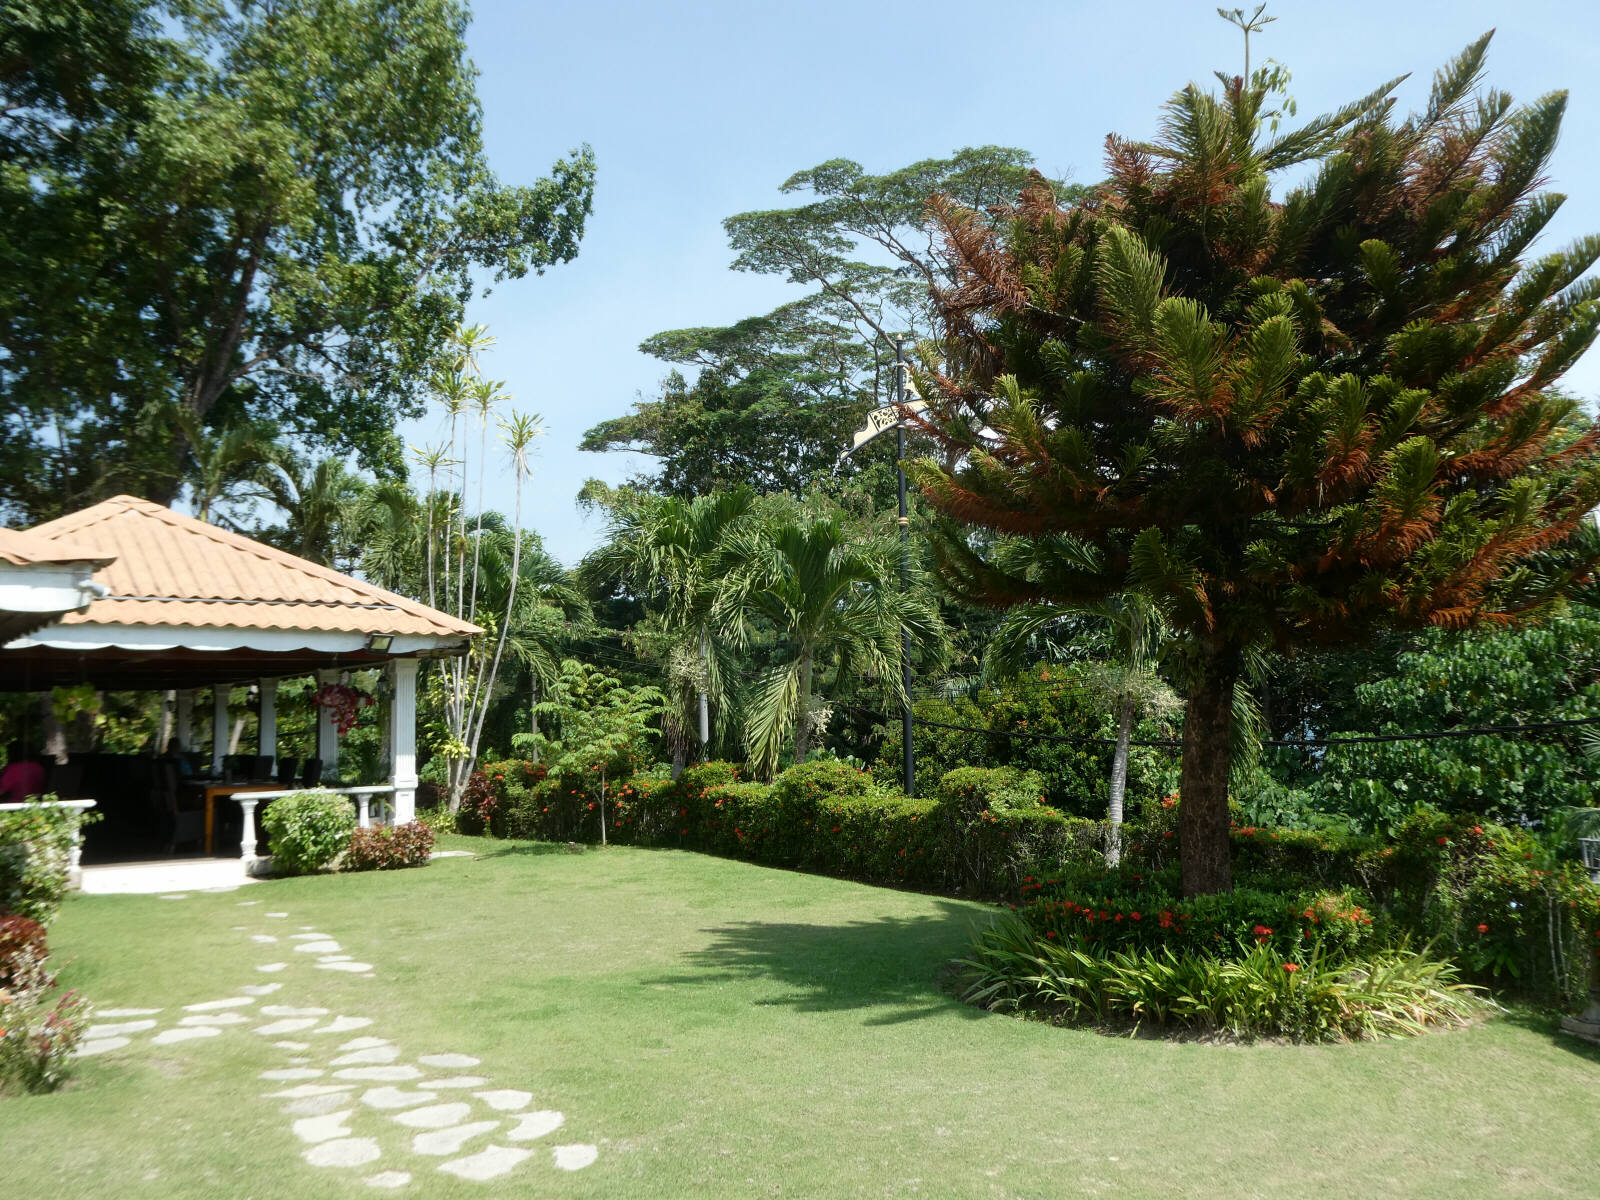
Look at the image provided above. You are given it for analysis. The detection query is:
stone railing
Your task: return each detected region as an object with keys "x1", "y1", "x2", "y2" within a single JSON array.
[
  {"x1": 230, "y1": 785, "x2": 397, "y2": 868},
  {"x1": 0, "y1": 798, "x2": 99, "y2": 889}
]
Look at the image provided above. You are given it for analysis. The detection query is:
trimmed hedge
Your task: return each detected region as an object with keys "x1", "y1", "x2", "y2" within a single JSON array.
[{"x1": 473, "y1": 758, "x2": 1110, "y2": 897}]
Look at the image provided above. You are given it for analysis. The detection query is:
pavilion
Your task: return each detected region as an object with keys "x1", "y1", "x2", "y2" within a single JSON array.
[{"x1": 0, "y1": 495, "x2": 479, "y2": 856}]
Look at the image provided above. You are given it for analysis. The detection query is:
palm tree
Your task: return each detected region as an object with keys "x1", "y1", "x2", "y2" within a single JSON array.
[
  {"x1": 590, "y1": 487, "x2": 757, "y2": 765},
  {"x1": 714, "y1": 510, "x2": 946, "y2": 779},
  {"x1": 257, "y1": 451, "x2": 363, "y2": 567},
  {"x1": 168, "y1": 407, "x2": 276, "y2": 525},
  {"x1": 988, "y1": 592, "x2": 1177, "y2": 864}
]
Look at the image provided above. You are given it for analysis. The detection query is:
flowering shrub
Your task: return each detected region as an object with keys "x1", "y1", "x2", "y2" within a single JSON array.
[
  {"x1": 0, "y1": 915, "x2": 50, "y2": 995},
  {"x1": 0, "y1": 985, "x2": 92, "y2": 1094},
  {"x1": 261, "y1": 790, "x2": 356, "y2": 875},
  {"x1": 455, "y1": 769, "x2": 499, "y2": 835},
  {"x1": 0, "y1": 799, "x2": 92, "y2": 923},
  {"x1": 343, "y1": 821, "x2": 435, "y2": 871},
  {"x1": 309, "y1": 682, "x2": 375, "y2": 735}
]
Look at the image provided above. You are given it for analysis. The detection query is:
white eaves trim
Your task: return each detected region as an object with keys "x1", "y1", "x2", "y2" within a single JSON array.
[{"x1": 4, "y1": 622, "x2": 468, "y2": 657}]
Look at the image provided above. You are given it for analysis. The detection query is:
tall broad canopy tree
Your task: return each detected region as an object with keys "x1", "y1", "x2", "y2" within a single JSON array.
[
  {"x1": 909, "y1": 34, "x2": 1600, "y2": 895},
  {"x1": 0, "y1": 0, "x2": 594, "y2": 523}
]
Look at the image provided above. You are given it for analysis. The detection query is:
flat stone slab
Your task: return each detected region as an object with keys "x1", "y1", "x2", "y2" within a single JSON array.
[
  {"x1": 422, "y1": 1075, "x2": 489, "y2": 1089},
  {"x1": 256, "y1": 963, "x2": 288, "y2": 973},
  {"x1": 361, "y1": 1086, "x2": 439, "y2": 1110},
  {"x1": 413, "y1": 1121, "x2": 499, "y2": 1156},
  {"x1": 335, "y1": 1065, "x2": 423, "y2": 1082},
  {"x1": 256, "y1": 1018, "x2": 320, "y2": 1035},
  {"x1": 185, "y1": 997, "x2": 256, "y2": 1011},
  {"x1": 295, "y1": 941, "x2": 342, "y2": 954},
  {"x1": 251, "y1": 934, "x2": 278, "y2": 943},
  {"x1": 316, "y1": 961, "x2": 374, "y2": 973},
  {"x1": 274, "y1": 1040, "x2": 310, "y2": 1050},
  {"x1": 475, "y1": 1089, "x2": 531, "y2": 1112},
  {"x1": 312, "y1": 1016, "x2": 373, "y2": 1034},
  {"x1": 553, "y1": 1144, "x2": 598, "y2": 1171},
  {"x1": 261, "y1": 1005, "x2": 328, "y2": 1017},
  {"x1": 364, "y1": 1172, "x2": 412, "y2": 1190},
  {"x1": 97, "y1": 1007, "x2": 162, "y2": 1018},
  {"x1": 240, "y1": 983, "x2": 283, "y2": 996},
  {"x1": 418, "y1": 1053, "x2": 479, "y2": 1069},
  {"x1": 505, "y1": 1111, "x2": 564, "y2": 1142},
  {"x1": 339, "y1": 1037, "x2": 390, "y2": 1051},
  {"x1": 265, "y1": 911, "x2": 287, "y2": 918},
  {"x1": 86, "y1": 1019, "x2": 157, "y2": 1037},
  {"x1": 179, "y1": 1012, "x2": 249, "y2": 1027},
  {"x1": 282, "y1": 1092, "x2": 354, "y2": 1116},
  {"x1": 332, "y1": 1046, "x2": 401, "y2": 1066},
  {"x1": 290, "y1": 932, "x2": 330, "y2": 940},
  {"x1": 318, "y1": 954, "x2": 353, "y2": 963},
  {"x1": 304, "y1": 1138, "x2": 381, "y2": 1168},
  {"x1": 392, "y1": 1102, "x2": 473, "y2": 1129},
  {"x1": 261, "y1": 1067, "x2": 325, "y2": 1081},
  {"x1": 293, "y1": 1110, "x2": 355, "y2": 1144},
  {"x1": 437, "y1": 1145, "x2": 531, "y2": 1182},
  {"x1": 75, "y1": 1036, "x2": 130, "y2": 1057},
  {"x1": 152, "y1": 1027, "x2": 220, "y2": 1045},
  {"x1": 267, "y1": 1084, "x2": 357, "y2": 1099}
]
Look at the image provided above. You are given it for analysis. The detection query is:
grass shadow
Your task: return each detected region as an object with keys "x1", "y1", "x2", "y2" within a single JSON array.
[
  {"x1": 1496, "y1": 1004, "x2": 1600, "y2": 1064},
  {"x1": 472, "y1": 841, "x2": 587, "y2": 859},
  {"x1": 646, "y1": 900, "x2": 994, "y2": 1026}
]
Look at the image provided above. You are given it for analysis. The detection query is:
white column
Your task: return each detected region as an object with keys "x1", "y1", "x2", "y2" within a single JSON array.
[
  {"x1": 175, "y1": 690, "x2": 195, "y2": 750},
  {"x1": 315, "y1": 669, "x2": 340, "y2": 783},
  {"x1": 211, "y1": 686, "x2": 228, "y2": 774},
  {"x1": 356, "y1": 791, "x2": 371, "y2": 829},
  {"x1": 388, "y1": 658, "x2": 418, "y2": 824},
  {"x1": 237, "y1": 796, "x2": 261, "y2": 868},
  {"x1": 258, "y1": 678, "x2": 277, "y2": 772}
]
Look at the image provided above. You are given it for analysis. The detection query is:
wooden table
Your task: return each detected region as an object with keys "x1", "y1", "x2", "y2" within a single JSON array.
[{"x1": 193, "y1": 783, "x2": 282, "y2": 854}]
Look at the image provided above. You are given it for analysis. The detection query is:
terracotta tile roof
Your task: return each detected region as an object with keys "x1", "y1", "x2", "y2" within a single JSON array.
[
  {"x1": 26, "y1": 495, "x2": 480, "y2": 641},
  {"x1": 0, "y1": 526, "x2": 116, "y2": 569}
]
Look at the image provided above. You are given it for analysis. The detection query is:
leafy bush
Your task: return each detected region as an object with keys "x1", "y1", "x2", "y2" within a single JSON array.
[
  {"x1": 960, "y1": 912, "x2": 1484, "y2": 1042},
  {"x1": 0, "y1": 799, "x2": 91, "y2": 924},
  {"x1": 416, "y1": 803, "x2": 457, "y2": 836},
  {"x1": 343, "y1": 821, "x2": 435, "y2": 871},
  {"x1": 261, "y1": 790, "x2": 356, "y2": 876},
  {"x1": 0, "y1": 984, "x2": 92, "y2": 1094}
]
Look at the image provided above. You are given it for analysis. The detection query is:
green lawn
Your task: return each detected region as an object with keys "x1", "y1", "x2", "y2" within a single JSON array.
[{"x1": 4, "y1": 836, "x2": 1597, "y2": 1198}]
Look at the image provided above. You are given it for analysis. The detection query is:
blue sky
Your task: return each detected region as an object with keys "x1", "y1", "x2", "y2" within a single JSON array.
[{"x1": 402, "y1": 0, "x2": 1600, "y2": 565}]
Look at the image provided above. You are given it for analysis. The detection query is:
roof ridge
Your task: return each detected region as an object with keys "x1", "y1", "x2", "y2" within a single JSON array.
[{"x1": 27, "y1": 494, "x2": 478, "y2": 636}]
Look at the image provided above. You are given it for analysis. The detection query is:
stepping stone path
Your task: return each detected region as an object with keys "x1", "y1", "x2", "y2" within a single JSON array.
[{"x1": 70, "y1": 902, "x2": 602, "y2": 1185}]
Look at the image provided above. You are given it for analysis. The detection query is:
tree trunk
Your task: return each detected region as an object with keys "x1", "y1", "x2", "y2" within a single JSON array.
[
  {"x1": 529, "y1": 678, "x2": 540, "y2": 761},
  {"x1": 1106, "y1": 696, "x2": 1134, "y2": 867},
  {"x1": 1179, "y1": 651, "x2": 1240, "y2": 896},
  {"x1": 793, "y1": 651, "x2": 813, "y2": 764},
  {"x1": 598, "y1": 767, "x2": 608, "y2": 847}
]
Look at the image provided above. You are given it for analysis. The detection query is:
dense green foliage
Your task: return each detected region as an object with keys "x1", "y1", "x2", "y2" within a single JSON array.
[
  {"x1": 0, "y1": 800, "x2": 89, "y2": 924},
  {"x1": 260, "y1": 790, "x2": 356, "y2": 876}
]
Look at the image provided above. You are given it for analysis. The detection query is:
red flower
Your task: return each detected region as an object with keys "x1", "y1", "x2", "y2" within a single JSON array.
[
  {"x1": 1476, "y1": 923, "x2": 1489, "y2": 934},
  {"x1": 1282, "y1": 962, "x2": 1300, "y2": 973},
  {"x1": 1045, "y1": 931, "x2": 1058, "y2": 940},
  {"x1": 1437, "y1": 836, "x2": 1450, "y2": 845},
  {"x1": 1130, "y1": 912, "x2": 1141, "y2": 921}
]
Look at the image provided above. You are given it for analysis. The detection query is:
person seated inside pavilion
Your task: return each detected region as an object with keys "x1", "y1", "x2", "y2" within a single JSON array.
[{"x1": 0, "y1": 741, "x2": 46, "y2": 802}]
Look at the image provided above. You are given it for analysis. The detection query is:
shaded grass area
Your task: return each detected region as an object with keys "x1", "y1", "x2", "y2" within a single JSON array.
[{"x1": 3, "y1": 834, "x2": 1597, "y2": 1198}]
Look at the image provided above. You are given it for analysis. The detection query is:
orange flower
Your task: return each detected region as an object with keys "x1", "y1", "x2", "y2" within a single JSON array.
[{"x1": 1282, "y1": 962, "x2": 1299, "y2": 973}]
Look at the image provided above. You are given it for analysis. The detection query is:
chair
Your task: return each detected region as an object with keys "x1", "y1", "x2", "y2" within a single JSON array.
[
  {"x1": 300, "y1": 757, "x2": 323, "y2": 788},
  {"x1": 252, "y1": 755, "x2": 273, "y2": 781},
  {"x1": 276, "y1": 756, "x2": 299, "y2": 787}
]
